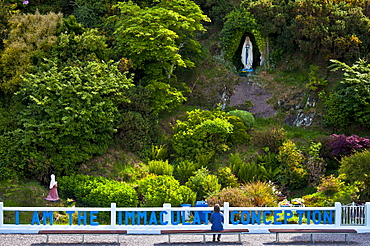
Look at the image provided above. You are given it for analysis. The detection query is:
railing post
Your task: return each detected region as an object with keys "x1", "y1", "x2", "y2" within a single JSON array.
[
  {"x1": 163, "y1": 203, "x2": 171, "y2": 225},
  {"x1": 365, "y1": 202, "x2": 370, "y2": 228},
  {"x1": 223, "y1": 202, "x2": 229, "y2": 228},
  {"x1": 0, "y1": 202, "x2": 3, "y2": 228},
  {"x1": 335, "y1": 202, "x2": 341, "y2": 227},
  {"x1": 111, "y1": 203, "x2": 116, "y2": 228}
]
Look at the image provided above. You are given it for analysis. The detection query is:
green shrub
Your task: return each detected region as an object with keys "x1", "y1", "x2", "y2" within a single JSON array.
[
  {"x1": 207, "y1": 187, "x2": 252, "y2": 207},
  {"x1": 58, "y1": 174, "x2": 108, "y2": 201},
  {"x1": 137, "y1": 175, "x2": 196, "y2": 207},
  {"x1": 217, "y1": 167, "x2": 238, "y2": 189},
  {"x1": 242, "y1": 181, "x2": 279, "y2": 207},
  {"x1": 319, "y1": 174, "x2": 361, "y2": 204},
  {"x1": 227, "y1": 115, "x2": 251, "y2": 145},
  {"x1": 148, "y1": 160, "x2": 173, "y2": 176},
  {"x1": 116, "y1": 86, "x2": 158, "y2": 158},
  {"x1": 82, "y1": 180, "x2": 138, "y2": 207},
  {"x1": 256, "y1": 152, "x2": 280, "y2": 182},
  {"x1": 302, "y1": 192, "x2": 332, "y2": 207},
  {"x1": 58, "y1": 174, "x2": 138, "y2": 207},
  {"x1": 57, "y1": 174, "x2": 106, "y2": 199},
  {"x1": 172, "y1": 109, "x2": 233, "y2": 161},
  {"x1": 186, "y1": 167, "x2": 221, "y2": 200},
  {"x1": 228, "y1": 110, "x2": 255, "y2": 130},
  {"x1": 317, "y1": 174, "x2": 342, "y2": 198},
  {"x1": 195, "y1": 152, "x2": 214, "y2": 169},
  {"x1": 277, "y1": 140, "x2": 308, "y2": 190},
  {"x1": 229, "y1": 153, "x2": 263, "y2": 182},
  {"x1": 175, "y1": 160, "x2": 199, "y2": 184},
  {"x1": 339, "y1": 150, "x2": 370, "y2": 194},
  {"x1": 150, "y1": 144, "x2": 168, "y2": 161},
  {"x1": 0, "y1": 181, "x2": 47, "y2": 207},
  {"x1": 251, "y1": 126, "x2": 286, "y2": 153}
]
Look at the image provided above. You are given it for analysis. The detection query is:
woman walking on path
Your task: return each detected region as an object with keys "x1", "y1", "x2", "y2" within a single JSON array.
[{"x1": 210, "y1": 204, "x2": 224, "y2": 242}]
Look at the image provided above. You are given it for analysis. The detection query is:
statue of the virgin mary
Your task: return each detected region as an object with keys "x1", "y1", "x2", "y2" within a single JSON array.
[
  {"x1": 241, "y1": 36, "x2": 254, "y2": 72},
  {"x1": 45, "y1": 174, "x2": 60, "y2": 202}
]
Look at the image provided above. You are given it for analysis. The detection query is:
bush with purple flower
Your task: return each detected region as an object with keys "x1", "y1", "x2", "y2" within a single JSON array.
[{"x1": 328, "y1": 134, "x2": 370, "y2": 157}]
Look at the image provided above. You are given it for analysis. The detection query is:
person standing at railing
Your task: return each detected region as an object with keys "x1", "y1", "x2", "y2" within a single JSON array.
[{"x1": 210, "y1": 204, "x2": 224, "y2": 242}]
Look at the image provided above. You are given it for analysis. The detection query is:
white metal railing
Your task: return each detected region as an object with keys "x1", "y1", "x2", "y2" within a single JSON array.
[
  {"x1": 1, "y1": 202, "x2": 370, "y2": 233},
  {"x1": 341, "y1": 202, "x2": 365, "y2": 226}
]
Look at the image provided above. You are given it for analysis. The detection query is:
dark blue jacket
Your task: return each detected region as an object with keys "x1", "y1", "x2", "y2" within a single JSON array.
[{"x1": 210, "y1": 212, "x2": 224, "y2": 231}]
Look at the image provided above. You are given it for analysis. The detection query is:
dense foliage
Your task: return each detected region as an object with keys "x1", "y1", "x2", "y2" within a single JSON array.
[
  {"x1": 137, "y1": 175, "x2": 196, "y2": 207},
  {"x1": 0, "y1": 0, "x2": 369, "y2": 209},
  {"x1": 171, "y1": 109, "x2": 233, "y2": 162},
  {"x1": 322, "y1": 59, "x2": 370, "y2": 129},
  {"x1": 0, "y1": 60, "x2": 133, "y2": 181},
  {"x1": 58, "y1": 175, "x2": 138, "y2": 207}
]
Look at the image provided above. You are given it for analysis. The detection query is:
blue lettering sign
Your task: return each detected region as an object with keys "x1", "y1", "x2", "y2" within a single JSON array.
[
  {"x1": 171, "y1": 211, "x2": 180, "y2": 225},
  {"x1": 230, "y1": 211, "x2": 239, "y2": 225},
  {"x1": 90, "y1": 211, "x2": 99, "y2": 226},
  {"x1": 43, "y1": 211, "x2": 53, "y2": 225},
  {"x1": 159, "y1": 211, "x2": 168, "y2": 225},
  {"x1": 125, "y1": 211, "x2": 135, "y2": 225},
  {"x1": 284, "y1": 210, "x2": 293, "y2": 224},
  {"x1": 78, "y1": 211, "x2": 87, "y2": 226},
  {"x1": 31, "y1": 211, "x2": 40, "y2": 225},
  {"x1": 273, "y1": 210, "x2": 282, "y2": 225},
  {"x1": 263, "y1": 211, "x2": 272, "y2": 225},
  {"x1": 252, "y1": 211, "x2": 261, "y2": 225},
  {"x1": 241, "y1": 211, "x2": 250, "y2": 225},
  {"x1": 66, "y1": 211, "x2": 75, "y2": 226},
  {"x1": 149, "y1": 211, "x2": 158, "y2": 225},
  {"x1": 138, "y1": 211, "x2": 147, "y2": 225},
  {"x1": 192, "y1": 211, "x2": 201, "y2": 225}
]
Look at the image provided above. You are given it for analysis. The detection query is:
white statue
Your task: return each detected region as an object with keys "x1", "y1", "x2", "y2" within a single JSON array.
[
  {"x1": 241, "y1": 36, "x2": 253, "y2": 71},
  {"x1": 45, "y1": 174, "x2": 60, "y2": 202}
]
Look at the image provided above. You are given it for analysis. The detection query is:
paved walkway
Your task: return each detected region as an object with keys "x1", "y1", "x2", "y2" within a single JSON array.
[{"x1": 1, "y1": 233, "x2": 370, "y2": 246}]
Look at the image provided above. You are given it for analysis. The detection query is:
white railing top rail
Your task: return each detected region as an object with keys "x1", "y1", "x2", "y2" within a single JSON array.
[{"x1": 1, "y1": 202, "x2": 370, "y2": 233}]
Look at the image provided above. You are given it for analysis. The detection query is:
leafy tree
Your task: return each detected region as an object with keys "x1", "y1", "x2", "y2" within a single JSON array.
[
  {"x1": 0, "y1": 1, "x2": 16, "y2": 51},
  {"x1": 52, "y1": 28, "x2": 110, "y2": 65},
  {"x1": 108, "y1": 0, "x2": 209, "y2": 114},
  {"x1": 288, "y1": 0, "x2": 368, "y2": 61},
  {"x1": 321, "y1": 59, "x2": 370, "y2": 129},
  {"x1": 115, "y1": 86, "x2": 159, "y2": 157},
  {"x1": 0, "y1": 60, "x2": 133, "y2": 182},
  {"x1": 194, "y1": 0, "x2": 240, "y2": 25},
  {"x1": 72, "y1": 0, "x2": 117, "y2": 28},
  {"x1": 0, "y1": 11, "x2": 62, "y2": 94},
  {"x1": 241, "y1": 0, "x2": 290, "y2": 38}
]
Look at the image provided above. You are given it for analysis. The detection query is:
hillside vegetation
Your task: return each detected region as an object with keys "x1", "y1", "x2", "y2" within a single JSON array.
[{"x1": 0, "y1": 0, "x2": 369, "y2": 211}]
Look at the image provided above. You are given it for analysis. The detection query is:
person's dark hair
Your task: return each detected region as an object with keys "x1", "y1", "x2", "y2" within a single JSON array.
[{"x1": 214, "y1": 204, "x2": 220, "y2": 213}]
